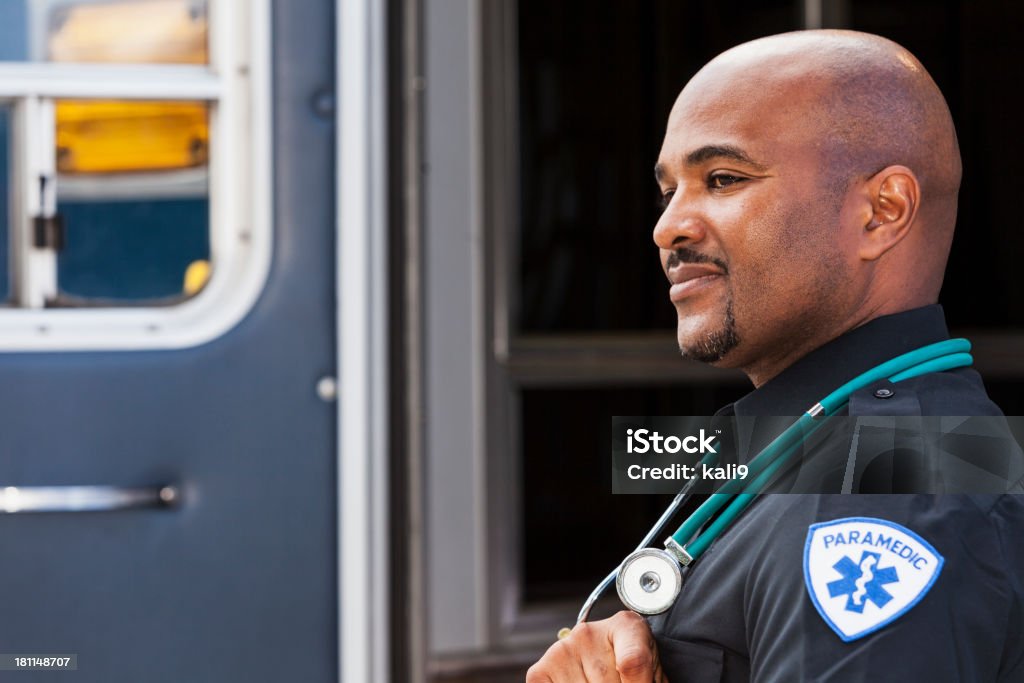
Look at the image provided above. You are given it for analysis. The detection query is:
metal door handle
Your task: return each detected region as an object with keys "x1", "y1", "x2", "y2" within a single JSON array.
[{"x1": 0, "y1": 485, "x2": 179, "y2": 513}]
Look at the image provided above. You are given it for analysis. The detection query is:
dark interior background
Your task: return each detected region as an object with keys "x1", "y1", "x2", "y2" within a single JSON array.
[{"x1": 515, "y1": 0, "x2": 1024, "y2": 606}]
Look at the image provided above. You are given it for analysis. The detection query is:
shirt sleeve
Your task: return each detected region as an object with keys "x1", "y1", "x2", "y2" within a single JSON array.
[
  {"x1": 990, "y1": 495, "x2": 1024, "y2": 681},
  {"x1": 744, "y1": 494, "x2": 1016, "y2": 682}
]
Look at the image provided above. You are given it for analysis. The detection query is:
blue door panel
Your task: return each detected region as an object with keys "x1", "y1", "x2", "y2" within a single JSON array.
[{"x1": 0, "y1": 2, "x2": 337, "y2": 681}]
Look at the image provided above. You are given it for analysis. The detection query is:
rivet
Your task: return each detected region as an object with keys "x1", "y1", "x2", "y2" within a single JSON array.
[
  {"x1": 159, "y1": 486, "x2": 179, "y2": 505},
  {"x1": 311, "y1": 88, "x2": 336, "y2": 118},
  {"x1": 317, "y1": 376, "x2": 338, "y2": 402}
]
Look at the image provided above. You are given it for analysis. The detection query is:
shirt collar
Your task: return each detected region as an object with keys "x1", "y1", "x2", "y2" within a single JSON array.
[{"x1": 721, "y1": 305, "x2": 952, "y2": 417}]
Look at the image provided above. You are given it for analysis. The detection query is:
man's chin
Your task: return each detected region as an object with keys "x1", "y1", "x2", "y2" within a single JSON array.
[
  {"x1": 677, "y1": 318, "x2": 740, "y2": 364},
  {"x1": 678, "y1": 340, "x2": 736, "y2": 365}
]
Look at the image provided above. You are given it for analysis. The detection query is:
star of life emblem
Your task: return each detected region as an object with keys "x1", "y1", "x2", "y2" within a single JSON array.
[{"x1": 804, "y1": 517, "x2": 944, "y2": 642}]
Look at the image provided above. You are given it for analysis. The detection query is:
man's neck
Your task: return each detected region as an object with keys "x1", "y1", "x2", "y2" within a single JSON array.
[
  {"x1": 726, "y1": 305, "x2": 952, "y2": 417},
  {"x1": 741, "y1": 320, "x2": 871, "y2": 389},
  {"x1": 739, "y1": 299, "x2": 937, "y2": 387}
]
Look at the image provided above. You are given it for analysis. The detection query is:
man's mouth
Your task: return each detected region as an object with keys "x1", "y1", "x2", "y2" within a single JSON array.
[{"x1": 667, "y1": 264, "x2": 724, "y2": 303}]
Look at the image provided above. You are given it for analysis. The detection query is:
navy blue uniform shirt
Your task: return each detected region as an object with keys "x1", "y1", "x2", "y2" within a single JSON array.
[{"x1": 648, "y1": 306, "x2": 1024, "y2": 682}]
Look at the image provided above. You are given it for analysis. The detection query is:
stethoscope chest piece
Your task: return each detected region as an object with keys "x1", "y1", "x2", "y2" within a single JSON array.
[{"x1": 615, "y1": 548, "x2": 682, "y2": 615}]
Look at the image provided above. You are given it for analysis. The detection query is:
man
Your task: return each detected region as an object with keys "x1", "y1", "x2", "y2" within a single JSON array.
[{"x1": 526, "y1": 30, "x2": 1024, "y2": 682}]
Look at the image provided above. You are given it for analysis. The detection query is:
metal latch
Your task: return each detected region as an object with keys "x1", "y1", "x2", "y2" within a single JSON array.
[{"x1": 33, "y1": 214, "x2": 65, "y2": 250}]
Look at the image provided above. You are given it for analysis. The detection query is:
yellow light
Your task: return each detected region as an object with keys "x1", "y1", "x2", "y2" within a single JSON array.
[{"x1": 56, "y1": 100, "x2": 208, "y2": 174}]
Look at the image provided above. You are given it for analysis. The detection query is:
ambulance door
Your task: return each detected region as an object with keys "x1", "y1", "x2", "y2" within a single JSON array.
[{"x1": 0, "y1": 1, "x2": 338, "y2": 681}]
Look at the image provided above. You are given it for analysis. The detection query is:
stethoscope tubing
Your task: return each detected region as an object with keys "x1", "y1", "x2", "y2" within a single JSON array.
[
  {"x1": 672, "y1": 341, "x2": 974, "y2": 560},
  {"x1": 575, "y1": 338, "x2": 974, "y2": 623}
]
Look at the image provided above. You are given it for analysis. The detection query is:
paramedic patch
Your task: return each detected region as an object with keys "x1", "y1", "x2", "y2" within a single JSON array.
[{"x1": 803, "y1": 517, "x2": 944, "y2": 642}]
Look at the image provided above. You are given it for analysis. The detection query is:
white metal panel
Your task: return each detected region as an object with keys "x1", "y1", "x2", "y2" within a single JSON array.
[
  {"x1": 337, "y1": 0, "x2": 390, "y2": 681},
  {"x1": 424, "y1": 0, "x2": 488, "y2": 655},
  {"x1": 0, "y1": 64, "x2": 221, "y2": 99},
  {"x1": 13, "y1": 96, "x2": 57, "y2": 307}
]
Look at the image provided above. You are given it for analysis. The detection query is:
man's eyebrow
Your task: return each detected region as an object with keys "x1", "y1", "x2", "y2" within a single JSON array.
[
  {"x1": 655, "y1": 144, "x2": 768, "y2": 183},
  {"x1": 686, "y1": 144, "x2": 767, "y2": 171}
]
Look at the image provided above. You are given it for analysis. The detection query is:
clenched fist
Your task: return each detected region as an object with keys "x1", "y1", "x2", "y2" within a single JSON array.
[{"x1": 526, "y1": 611, "x2": 669, "y2": 682}]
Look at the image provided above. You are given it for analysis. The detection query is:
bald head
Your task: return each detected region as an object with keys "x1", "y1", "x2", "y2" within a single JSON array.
[
  {"x1": 654, "y1": 31, "x2": 963, "y2": 383},
  {"x1": 691, "y1": 31, "x2": 960, "y2": 209}
]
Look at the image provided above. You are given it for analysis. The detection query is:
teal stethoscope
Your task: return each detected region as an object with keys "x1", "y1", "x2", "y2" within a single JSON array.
[{"x1": 575, "y1": 338, "x2": 974, "y2": 623}]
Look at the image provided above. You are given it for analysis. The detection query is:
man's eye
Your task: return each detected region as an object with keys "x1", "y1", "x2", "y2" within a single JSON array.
[
  {"x1": 659, "y1": 190, "x2": 675, "y2": 209},
  {"x1": 708, "y1": 174, "x2": 745, "y2": 189}
]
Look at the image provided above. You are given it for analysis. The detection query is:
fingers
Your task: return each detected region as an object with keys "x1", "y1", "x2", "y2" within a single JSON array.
[
  {"x1": 525, "y1": 638, "x2": 587, "y2": 683},
  {"x1": 524, "y1": 611, "x2": 664, "y2": 683},
  {"x1": 574, "y1": 621, "x2": 621, "y2": 683},
  {"x1": 606, "y1": 611, "x2": 660, "y2": 683},
  {"x1": 655, "y1": 659, "x2": 669, "y2": 683}
]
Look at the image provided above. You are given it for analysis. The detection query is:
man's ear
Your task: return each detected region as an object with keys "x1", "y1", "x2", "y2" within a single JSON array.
[{"x1": 859, "y1": 165, "x2": 919, "y2": 261}]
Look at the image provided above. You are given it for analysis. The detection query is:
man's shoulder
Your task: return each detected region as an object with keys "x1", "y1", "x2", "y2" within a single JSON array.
[{"x1": 848, "y1": 367, "x2": 1003, "y2": 417}]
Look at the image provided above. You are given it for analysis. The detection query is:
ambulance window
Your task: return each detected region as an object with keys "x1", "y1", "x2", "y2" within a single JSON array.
[
  {"x1": 0, "y1": 0, "x2": 271, "y2": 349},
  {"x1": 35, "y1": 0, "x2": 212, "y2": 306},
  {"x1": 54, "y1": 99, "x2": 210, "y2": 305},
  {"x1": 21, "y1": 0, "x2": 213, "y2": 306}
]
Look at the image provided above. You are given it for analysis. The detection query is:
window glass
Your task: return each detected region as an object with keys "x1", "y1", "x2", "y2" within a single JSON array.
[
  {"x1": 0, "y1": 0, "x2": 208, "y2": 64},
  {"x1": 53, "y1": 99, "x2": 210, "y2": 305},
  {"x1": 520, "y1": 383, "x2": 748, "y2": 605},
  {"x1": 516, "y1": 0, "x2": 799, "y2": 333},
  {"x1": 0, "y1": 3, "x2": 29, "y2": 61}
]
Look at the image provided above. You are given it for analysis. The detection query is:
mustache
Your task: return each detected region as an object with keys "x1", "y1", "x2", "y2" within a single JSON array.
[{"x1": 665, "y1": 248, "x2": 728, "y2": 273}]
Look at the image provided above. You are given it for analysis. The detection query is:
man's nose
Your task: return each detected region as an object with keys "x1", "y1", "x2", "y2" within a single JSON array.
[{"x1": 653, "y1": 197, "x2": 707, "y2": 251}]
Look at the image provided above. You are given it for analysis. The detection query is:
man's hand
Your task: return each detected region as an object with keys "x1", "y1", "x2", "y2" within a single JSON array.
[{"x1": 525, "y1": 611, "x2": 668, "y2": 682}]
